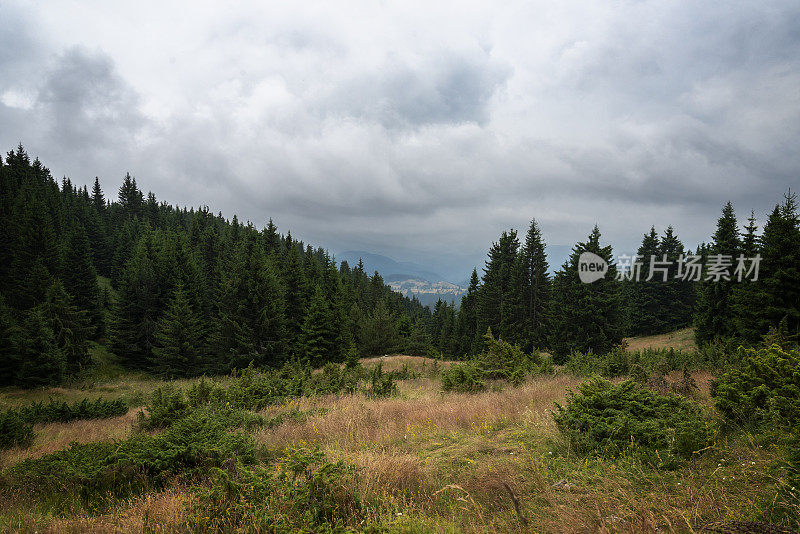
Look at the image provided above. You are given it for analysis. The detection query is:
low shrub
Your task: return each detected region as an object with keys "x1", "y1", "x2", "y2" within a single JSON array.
[
  {"x1": 192, "y1": 446, "x2": 362, "y2": 532},
  {"x1": 4, "y1": 408, "x2": 257, "y2": 506},
  {"x1": 12, "y1": 397, "x2": 128, "y2": 425},
  {"x1": 566, "y1": 347, "x2": 701, "y2": 378},
  {"x1": 712, "y1": 344, "x2": 800, "y2": 429},
  {"x1": 441, "y1": 362, "x2": 486, "y2": 393},
  {"x1": 441, "y1": 330, "x2": 551, "y2": 392},
  {"x1": 365, "y1": 363, "x2": 398, "y2": 398},
  {"x1": 553, "y1": 377, "x2": 716, "y2": 467},
  {"x1": 0, "y1": 410, "x2": 34, "y2": 450}
]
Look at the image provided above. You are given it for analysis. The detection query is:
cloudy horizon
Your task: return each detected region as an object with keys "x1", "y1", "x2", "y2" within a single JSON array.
[{"x1": 2, "y1": 1, "x2": 798, "y2": 282}]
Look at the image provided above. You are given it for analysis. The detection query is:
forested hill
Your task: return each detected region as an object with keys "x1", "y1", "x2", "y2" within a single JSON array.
[{"x1": 0, "y1": 145, "x2": 429, "y2": 387}]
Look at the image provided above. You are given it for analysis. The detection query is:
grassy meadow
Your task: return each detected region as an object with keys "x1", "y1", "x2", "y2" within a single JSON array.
[{"x1": 0, "y1": 333, "x2": 796, "y2": 533}]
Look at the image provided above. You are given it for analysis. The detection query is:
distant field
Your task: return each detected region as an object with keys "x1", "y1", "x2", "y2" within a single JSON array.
[
  {"x1": 1, "y1": 351, "x2": 791, "y2": 532},
  {"x1": 624, "y1": 327, "x2": 697, "y2": 352}
]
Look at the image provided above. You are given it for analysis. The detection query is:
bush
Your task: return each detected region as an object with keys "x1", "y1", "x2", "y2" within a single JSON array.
[
  {"x1": 192, "y1": 446, "x2": 362, "y2": 532},
  {"x1": 713, "y1": 344, "x2": 800, "y2": 429},
  {"x1": 553, "y1": 377, "x2": 716, "y2": 466},
  {"x1": 5, "y1": 408, "x2": 257, "y2": 504},
  {"x1": 441, "y1": 362, "x2": 486, "y2": 393},
  {"x1": 0, "y1": 410, "x2": 34, "y2": 450},
  {"x1": 365, "y1": 363, "x2": 398, "y2": 398},
  {"x1": 11, "y1": 397, "x2": 128, "y2": 425}
]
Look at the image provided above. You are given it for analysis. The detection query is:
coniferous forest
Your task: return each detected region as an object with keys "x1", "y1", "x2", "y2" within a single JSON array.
[
  {"x1": 0, "y1": 145, "x2": 428, "y2": 386},
  {"x1": 2, "y1": 144, "x2": 799, "y2": 388}
]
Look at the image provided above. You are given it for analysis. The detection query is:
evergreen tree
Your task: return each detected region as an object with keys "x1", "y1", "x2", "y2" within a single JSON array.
[
  {"x1": 658, "y1": 226, "x2": 694, "y2": 331},
  {"x1": 625, "y1": 227, "x2": 664, "y2": 335},
  {"x1": 694, "y1": 202, "x2": 741, "y2": 346},
  {"x1": 359, "y1": 299, "x2": 398, "y2": 355},
  {"x1": 91, "y1": 177, "x2": 105, "y2": 211},
  {"x1": 456, "y1": 269, "x2": 481, "y2": 357},
  {"x1": 42, "y1": 281, "x2": 91, "y2": 375},
  {"x1": 300, "y1": 286, "x2": 337, "y2": 366},
  {"x1": 60, "y1": 224, "x2": 103, "y2": 336},
  {"x1": 0, "y1": 296, "x2": 20, "y2": 386},
  {"x1": 548, "y1": 226, "x2": 623, "y2": 362},
  {"x1": 477, "y1": 230, "x2": 519, "y2": 340},
  {"x1": 15, "y1": 308, "x2": 66, "y2": 387},
  {"x1": 517, "y1": 219, "x2": 550, "y2": 350},
  {"x1": 151, "y1": 284, "x2": 204, "y2": 377}
]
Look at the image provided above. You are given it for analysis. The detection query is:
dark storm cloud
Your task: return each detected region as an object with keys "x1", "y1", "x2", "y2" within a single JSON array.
[{"x1": 1, "y1": 0, "x2": 799, "y2": 281}]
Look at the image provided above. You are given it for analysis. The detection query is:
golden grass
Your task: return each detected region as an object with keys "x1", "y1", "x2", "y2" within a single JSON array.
[
  {"x1": 624, "y1": 327, "x2": 697, "y2": 352},
  {"x1": 0, "y1": 409, "x2": 138, "y2": 469},
  {"x1": 0, "y1": 354, "x2": 793, "y2": 533},
  {"x1": 254, "y1": 375, "x2": 581, "y2": 451}
]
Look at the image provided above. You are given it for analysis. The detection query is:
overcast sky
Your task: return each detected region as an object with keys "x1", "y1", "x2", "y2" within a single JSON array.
[{"x1": 1, "y1": 1, "x2": 798, "y2": 282}]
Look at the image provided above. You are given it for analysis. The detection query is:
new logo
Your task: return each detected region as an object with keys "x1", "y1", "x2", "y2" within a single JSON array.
[{"x1": 578, "y1": 252, "x2": 608, "y2": 283}]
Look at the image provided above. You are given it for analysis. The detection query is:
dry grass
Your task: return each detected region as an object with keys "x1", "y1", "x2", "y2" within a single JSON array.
[
  {"x1": 254, "y1": 374, "x2": 581, "y2": 450},
  {"x1": 0, "y1": 409, "x2": 138, "y2": 469},
  {"x1": 624, "y1": 327, "x2": 697, "y2": 353},
  {"x1": 0, "y1": 354, "x2": 793, "y2": 533}
]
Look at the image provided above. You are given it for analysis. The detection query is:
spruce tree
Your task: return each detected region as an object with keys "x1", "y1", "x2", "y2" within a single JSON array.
[
  {"x1": 15, "y1": 307, "x2": 66, "y2": 387},
  {"x1": 91, "y1": 177, "x2": 105, "y2": 212},
  {"x1": 477, "y1": 230, "x2": 519, "y2": 341},
  {"x1": 625, "y1": 227, "x2": 664, "y2": 335},
  {"x1": 548, "y1": 226, "x2": 623, "y2": 362},
  {"x1": 518, "y1": 219, "x2": 550, "y2": 350},
  {"x1": 300, "y1": 286, "x2": 337, "y2": 366},
  {"x1": 60, "y1": 224, "x2": 103, "y2": 336},
  {"x1": 151, "y1": 284, "x2": 204, "y2": 377},
  {"x1": 694, "y1": 202, "x2": 741, "y2": 346}
]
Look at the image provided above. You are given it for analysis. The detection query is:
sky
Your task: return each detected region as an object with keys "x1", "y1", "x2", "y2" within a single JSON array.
[{"x1": 1, "y1": 1, "x2": 799, "y2": 283}]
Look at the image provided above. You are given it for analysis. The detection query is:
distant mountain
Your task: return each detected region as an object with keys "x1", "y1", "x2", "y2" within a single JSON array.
[
  {"x1": 337, "y1": 251, "x2": 444, "y2": 283},
  {"x1": 336, "y1": 251, "x2": 466, "y2": 308}
]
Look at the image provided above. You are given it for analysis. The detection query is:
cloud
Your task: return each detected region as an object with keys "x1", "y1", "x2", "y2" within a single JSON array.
[{"x1": 1, "y1": 0, "x2": 799, "y2": 282}]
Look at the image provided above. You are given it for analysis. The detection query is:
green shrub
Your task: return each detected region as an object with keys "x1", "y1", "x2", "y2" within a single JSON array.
[
  {"x1": 13, "y1": 397, "x2": 128, "y2": 424},
  {"x1": 365, "y1": 363, "x2": 398, "y2": 398},
  {"x1": 441, "y1": 362, "x2": 486, "y2": 393},
  {"x1": 553, "y1": 377, "x2": 716, "y2": 466},
  {"x1": 713, "y1": 344, "x2": 800, "y2": 429},
  {"x1": 192, "y1": 446, "x2": 362, "y2": 533},
  {"x1": 5, "y1": 408, "x2": 257, "y2": 504},
  {"x1": 138, "y1": 385, "x2": 190, "y2": 430},
  {"x1": 0, "y1": 410, "x2": 34, "y2": 449}
]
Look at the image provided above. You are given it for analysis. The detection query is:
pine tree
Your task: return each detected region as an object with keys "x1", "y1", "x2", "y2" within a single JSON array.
[
  {"x1": 91, "y1": 177, "x2": 105, "y2": 212},
  {"x1": 15, "y1": 307, "x2": 66, "y2": 387},
  {"x1": 457, "y1": 269, "x2": 481, "y2": 357},
  {"x1": 626, "y1": 227, "x2": 664, "y2": 335},
  {"x1": 60, "y1": 224, "x2": 103, "y2": 336},
  {"x1": 42, "y1": 281, "x2": 91, "y2": 375},
  {"x1": 694, "y1": 202, "x2": 741, "y2": 346},
  {"x1": 405, "y1": 317, "x2": 432, "y2": 356},
  {"x1": 659, "y1": 226, "x2": 694, "y2": 331},
  {"x1": 477, "y1": 230, "x2": 519, "y2": 340},
  {"x1": 733, "y1": 194, "x2": 800, "y2": 341},
  {"x1": 300, "y1": 286, "x2": 337, "y2": 366},
  {"x1": 112, "y1": 232, "x2": 161, "y2": 370},
  {"x1": 518, "y1": 219, "x2": 550, "y2": 350},
  {"x1": 548, "y1": 226, "x2": 623, "y2": 362},
  {"x1": 151, "y1": 284, "x2": 204, "y2": 377},
  {"x1": 0, "y1": 296, "x2": 20, "y2": 386},
  {"x1": 359, "y1": 299, "x2": 398, "y2": 355}
]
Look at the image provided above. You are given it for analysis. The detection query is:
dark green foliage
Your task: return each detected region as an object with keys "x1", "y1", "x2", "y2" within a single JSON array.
[
  {"x1": 553, "y1": 377, "x2": 716, "y2": 466},
  {"x1": 549, "y1": 226, "x2": 624, "y2": 362},
  {"x1": 194, "y1": 446, "x2": 361, "y2": 532},
  {"x1": 0, "y1": 146, "x2": 427, "y2": 386},
  {"x1": 712, "y1": 344, "x2": 800, "y2": 429},
  {"x1": 151, "y1": 284, "x2": 204, "y2": 377},
  {"x1": 365, "y1": 363, "x2": 398, "y2": 398},
  {"x1": 7, "y1": 398, "x2": 127, "y2": 425},
  {"x1": 441, "y1": 361, "x2": 486, "y2": 393},
  {"x1": 566, "y1": 347, "x2": 701, "y2": 378},
  {"x1": 0, "y1": 410, "x2": 34, "y2": 450},
  {"x1": 477, "y1": 230, "x2": 520, "y2": 342},
  {"x1": 695, "y1": 202, "x2": 741, "y2": 346},
  {"x1": 5, "y1": 408, "x2": 256, "y2": 503},
  {"x1": 15, "y1": 307, "x2": 66, "y2": 387},
  {"x1": 441, "y1": 329, "x2": 550, "y2": 392}
]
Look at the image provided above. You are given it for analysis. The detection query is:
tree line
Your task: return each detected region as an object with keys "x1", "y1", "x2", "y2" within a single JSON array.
[
  {"x1": 0, "y1": 145, "x2": 429, "y2": 386},
  {"x1": 425, "y1": 196, "x2": 799, "y2": 362}
]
